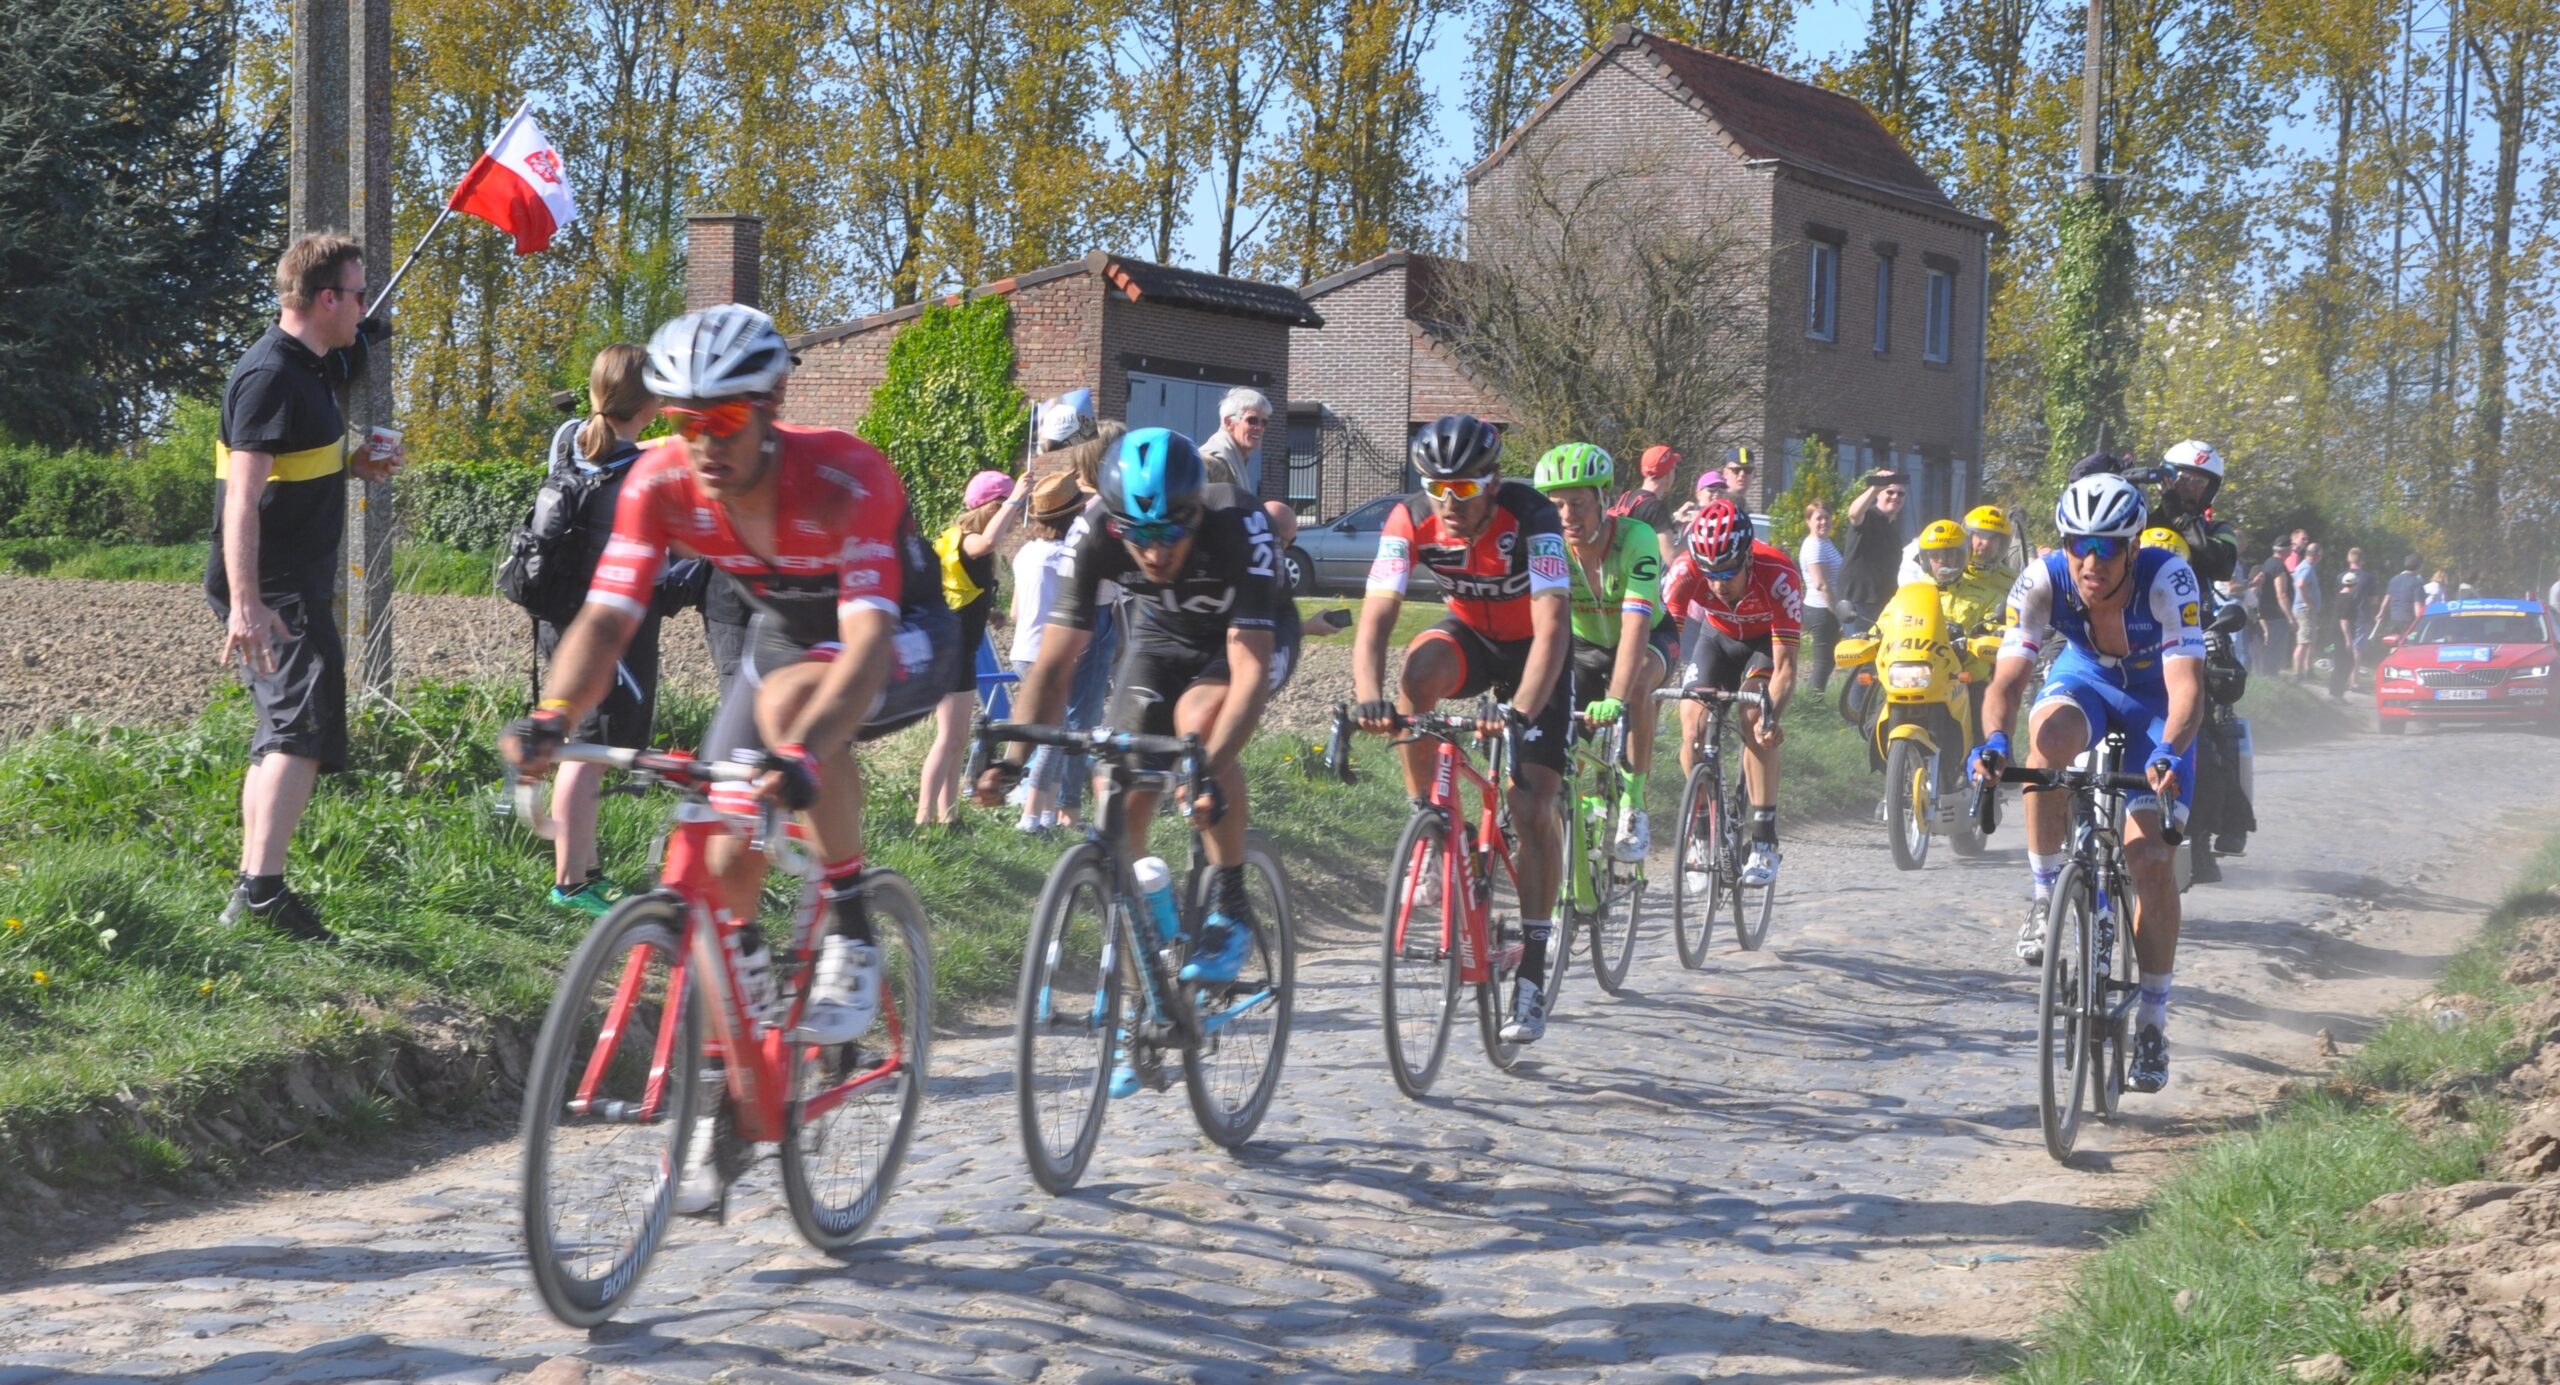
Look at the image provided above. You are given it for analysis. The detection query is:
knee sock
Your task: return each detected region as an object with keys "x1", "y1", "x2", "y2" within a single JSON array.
[
  {"x1": 2139, "y1": 971, "x2": 2172, "y2": 1031},
  {"x1": 2028, "y1": 850, "x2": 2065, "y2": 897},
  {"x1": 823, "y1": 854, "x2": 874, "y2": 946},
  {"x1": 1519, "y1": 919, "x2": 1554, "y2": 987}
]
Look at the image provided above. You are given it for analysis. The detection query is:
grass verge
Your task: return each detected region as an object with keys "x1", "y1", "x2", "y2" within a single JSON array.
[
  {"x1": 2005, "y1": 834, "x2": 2560, "y2": 1384},
  {"x1": 0, "y1": 678, "x2": 1411, "y2": 1153},
  {"x1": 0, "y1": 538, "x2": 495, "y2": 597}
]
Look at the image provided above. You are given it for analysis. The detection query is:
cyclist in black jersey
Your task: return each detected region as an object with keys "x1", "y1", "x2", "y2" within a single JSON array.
[{"x1": 979, "y1": 430, "x2": 1300, "y2": 986}]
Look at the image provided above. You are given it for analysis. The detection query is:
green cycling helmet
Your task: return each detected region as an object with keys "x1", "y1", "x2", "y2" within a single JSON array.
[{"x1": 1533, "y1": 442, "x2": 1614, "y2": 493}]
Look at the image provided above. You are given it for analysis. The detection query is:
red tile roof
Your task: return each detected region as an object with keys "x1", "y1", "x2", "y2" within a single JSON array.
[{"x1": 1635, "y1": 32, "x2": 1953, "y2": 208}]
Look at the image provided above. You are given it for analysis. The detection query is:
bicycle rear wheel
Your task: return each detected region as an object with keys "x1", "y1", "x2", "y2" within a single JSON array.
[
  {"x1": 1479, "y1": 956, "x2": 1523, "y2": 1072},
  {"x1": 1380, "y1": 811, "x2": 1461, "y2": 1097},
  {"x1": 1671, "y1": 764, "x2": 1720, "y2": 970},
  {"x1": 520, "y1": 894, "x2": 700, "y2": 1328},
  {"x1": 781, "y1": 874, "x2": 930, "y2": 1253},
  {"x1": 1183, "y1": 832, "x2": 1295, "y2": 1147},
  {"x1": 1543, "y1": 790, "x2": 1575, "y2": 1014},
  {"x1": 1731, "y1": 780, "x2": 1775, "y2": 951},
  {"x1": 1015, "y1": 843, "x2": 1123, "y2": 1195},
  {"x1": 2038, "y1": 863, "x2": 2096, "y2": 1162}
]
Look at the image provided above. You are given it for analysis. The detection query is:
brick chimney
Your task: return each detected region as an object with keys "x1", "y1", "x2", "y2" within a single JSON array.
[{"x1": 685, "y1": 213, "x2": 763, "y2": 310}]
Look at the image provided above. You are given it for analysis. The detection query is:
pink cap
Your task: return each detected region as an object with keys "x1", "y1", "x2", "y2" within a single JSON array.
[
  {"x1": 964, "y1": 470, "x2": 1014, "y2": 508},
  {"x1": 1695, "y1": 471, "x2": 1730, "y2": 495}
]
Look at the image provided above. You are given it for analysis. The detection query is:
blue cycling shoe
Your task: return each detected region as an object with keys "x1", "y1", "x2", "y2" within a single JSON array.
[
  {"x1": 1109, "y1": 1029, "x2": 1141, "y2": 1099},
  {"x1": 1178, "y1": 911, "x2": 1254, "y2": 984}
]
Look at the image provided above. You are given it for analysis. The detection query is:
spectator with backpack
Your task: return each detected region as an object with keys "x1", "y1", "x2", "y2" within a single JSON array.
[{"x1": 497, "y1": 343, "x2": 680, "y2": 914}]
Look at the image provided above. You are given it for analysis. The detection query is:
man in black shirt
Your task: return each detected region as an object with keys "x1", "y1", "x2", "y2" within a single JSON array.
[
  {"x1": 1835, "y1": 467, "x2": 1908, "y2": 628},
  {"x1": 208, "y1": 233, "x2": 400, "y2": 941}
]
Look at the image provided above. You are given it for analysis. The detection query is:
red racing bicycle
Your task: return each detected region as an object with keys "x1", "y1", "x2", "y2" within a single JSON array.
[{"x1": 509, "y1": 744, "x2": 930, "y2": 1327}]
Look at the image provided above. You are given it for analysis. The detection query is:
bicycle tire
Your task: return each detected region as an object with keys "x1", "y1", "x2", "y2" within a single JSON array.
[
  {"x1": 1380, "y1": 810, "x2": 1460, "y2": 1098},
  {"x1": 2095, "y1": 880, "x2": 2136, "y2": 1123},
  {"x1": 780, "y1": 874, "x2": 930, "y2": 1253},
  {"x1": 1543, "y1": 789, "x2": 1574, "y2": 1016},
  {"x1": 1885, "y1": 737, "x2": 1932, "y2": 872},
  {"x1": 1479, "y1": 968, "x2": 1523, "y2": 1071},
  {"x1": 2038, "y1": 862, "x2": 2096, "y2": 1162},
  {"x1": 1014, "y1": 842, "x2": 1123, "y2": 1195},
  {"x1": 1730, "y1": 778, "x2": 1774, "y2": 952},
  {"x1": 1671, "y1": 763, "x2": 1718, "y2": 970},
  {"x1": 1182, "y1": 831, "x2": 1295, "y2": 1147},
  {"x1": 520, "y1": 893, "x2": 700, "y2": 1329},
  {"x1": 1586, "y1": 789, "x2": 1641, "y2": 995}
]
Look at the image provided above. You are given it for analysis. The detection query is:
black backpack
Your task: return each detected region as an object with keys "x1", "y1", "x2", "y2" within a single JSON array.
[{"x1": 497, "y1": 420, "x2": 610, "y2": 627}]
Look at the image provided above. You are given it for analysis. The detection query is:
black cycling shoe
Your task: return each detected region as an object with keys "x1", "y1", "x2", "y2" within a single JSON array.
[
  {"x1": 2130, "y1": 1024, "x2": 2169, "y2": 1093},
  {"x1": 2190, "y1": 851, "x2": 2223, "y2": 885},
  {"x1": 223, "y1": 879, "x2": 335, "y2": 943}
]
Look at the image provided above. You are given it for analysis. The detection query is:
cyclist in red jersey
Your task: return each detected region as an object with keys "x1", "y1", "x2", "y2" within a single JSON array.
[
  {"x1": 502, "y1": 304, "x2": 952, "y2": 1060},
  {"x1": 1351, "y1": 414, "x2": 1573, "y2": 1044},
  {"x1": 1663, "y1": 499, "x2": 1802, "y2": 888}
]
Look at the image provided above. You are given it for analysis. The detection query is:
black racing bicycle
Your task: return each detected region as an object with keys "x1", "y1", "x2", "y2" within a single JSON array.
[{"x1": 1656, "y1": 685, "x2": 1776, "y2": 964}]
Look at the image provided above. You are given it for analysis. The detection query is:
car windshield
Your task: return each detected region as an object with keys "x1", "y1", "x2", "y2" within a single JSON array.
[{"x1": 2410, "y1": 612, "x2": 2549, "y2": 646}]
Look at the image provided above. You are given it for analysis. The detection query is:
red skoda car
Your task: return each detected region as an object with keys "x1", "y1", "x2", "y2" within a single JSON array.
[{"x1": 2374, "y1": 599, "x2": 2558, "y2": 733}]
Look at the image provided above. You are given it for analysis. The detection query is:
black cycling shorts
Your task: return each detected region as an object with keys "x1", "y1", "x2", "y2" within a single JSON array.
[
  {"x1": 1679, "y1": 622, "x2": 1774, "y2": 695},
  {"x1": 209, "y1": 586, "x2": 347, "y2": 773},
  {"x1": 1106, "y1": 608, "x2": 1303, "y2": 740},
  {"x1": 1411, "y1": 616, "x2": 1569, "y2": 780},
  {"x1": 702, "y1": 613, "x2": 954, "y2": 774},
  {"x1": 1565, "y1": 624, "x2": 1677, "y2": 713}
]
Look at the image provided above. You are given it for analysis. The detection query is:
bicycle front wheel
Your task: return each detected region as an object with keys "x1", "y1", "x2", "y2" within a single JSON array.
[
  {"x1": 2038, "y1": 863, "x2": 2096, "y2": 1162},
  {"x1": 1670, "y1": 764, "x2": 1720, "y2": 970},
  {"x1": 1183, "y1": 831, "x2": 1295, "y2": 1147},
  {"x1": 1731, "y1": 779, "x2": 1775, "y2": 952},
  {"x1": 1015, "y1": 842, "x2": 1123, "y2": 1195},
  {"x1": 1587, "y1": 785, "x2": 1641, "y2": 995},
  {"x1": 781, "y1": 874, "x2": 930, "y2": 1253},
  {"x1": 1380, "y1": 811, "x2": 1461, "y2": 1097},
  {"x1": 520, "y1": 894, "x2": 701, "y2": 1329},
  {"x1": 1543, "y1": 789, "x2": 1576, "y2": 1014}
]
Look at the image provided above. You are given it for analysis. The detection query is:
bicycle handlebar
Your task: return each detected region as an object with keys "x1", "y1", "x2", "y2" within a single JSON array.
[
  {"x1": 1651, "y1": 686, "x2": 1772, "y2": 717},
  {"x1": 974, "y1": 719, "x2": 1198, "y2": 764},
  {"x1": 506, "y1": 743, "x2": 766, "y2": 845},
  {"x1": 1970, "y1": 764, "x2": 2184, "y2": 847}
]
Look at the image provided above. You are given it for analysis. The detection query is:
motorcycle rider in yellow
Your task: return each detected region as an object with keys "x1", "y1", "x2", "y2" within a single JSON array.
[{"x1": 1916, "y1": 520, "x2": 2008, "y2": 641}]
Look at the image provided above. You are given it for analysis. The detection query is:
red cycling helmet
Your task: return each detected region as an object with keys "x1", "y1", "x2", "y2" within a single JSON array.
[
  {"x1": 1639, "y1": 444, "x2": 1681, "y2": 480},
  {"x1": 1688, "y1": 499, "x2": 1754, "y2": 573}
]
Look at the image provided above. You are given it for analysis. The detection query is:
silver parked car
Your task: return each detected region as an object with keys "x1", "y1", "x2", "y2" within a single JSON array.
[{"x1": 1286, "y1": 495, "x2": 1439, "y2": 597}]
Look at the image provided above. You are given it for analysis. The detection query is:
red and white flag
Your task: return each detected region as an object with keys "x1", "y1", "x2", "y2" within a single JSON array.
[{"x1": 447, "y1": 103, "x2": 578, "y2": 254}]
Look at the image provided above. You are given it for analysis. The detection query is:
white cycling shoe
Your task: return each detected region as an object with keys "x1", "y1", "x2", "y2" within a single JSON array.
[
  {"x1": 790, "y1": 937, "x2": 880, "y2": 1045},
  {"x1": 1498, "y1": 978, "x2": 1549, "y2": 1044},
  {"x1": 1613, "y1": 808, "x2": 1651, "y2": 863},
  {"x1": 1739, "y1": 842, "x2": 1781, "y2": 887},
  {"x1": 675, "y1": 1113, "x2": 724, "y2": 1216},
  {"x1": 2016, "y1": 901, "x2": 2049, "y2": 967}
]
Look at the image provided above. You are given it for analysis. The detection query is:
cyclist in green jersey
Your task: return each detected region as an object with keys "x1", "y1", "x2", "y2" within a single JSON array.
[{"x1": 1534, "y1": 444, "x2": 1674, "y2": 862}]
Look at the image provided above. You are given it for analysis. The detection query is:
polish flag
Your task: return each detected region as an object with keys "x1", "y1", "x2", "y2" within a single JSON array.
[{"x1": 447, "y1": 104, "x2": 578, "y2": 254}]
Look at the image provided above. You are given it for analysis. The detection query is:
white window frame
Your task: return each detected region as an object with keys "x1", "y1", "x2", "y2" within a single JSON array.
[
  {"x1": 1807, "y1": 242, "x2": 1838, "y2": 342},
  {"x1": 1924, "y1": 269, "x2": 1954, "y2": 363},
  {"x1": 1872, "y1": 255, "x2": 1892, "y2": 354}
]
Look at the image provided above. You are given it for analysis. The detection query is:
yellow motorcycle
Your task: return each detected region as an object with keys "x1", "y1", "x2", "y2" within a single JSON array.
[{"x1": 1834, "y1": 581, "x2": 2003, "y2": 869}]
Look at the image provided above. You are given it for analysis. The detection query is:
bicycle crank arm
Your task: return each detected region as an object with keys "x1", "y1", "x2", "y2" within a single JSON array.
[{"x1": 1196, "y1": 988, "x2": 1278, "y2": 1037}]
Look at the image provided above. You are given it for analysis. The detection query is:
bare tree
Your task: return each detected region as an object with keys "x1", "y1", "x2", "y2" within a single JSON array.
[{"x1": 1435, "y1": 140, "x2": 1769, "y2": 468}]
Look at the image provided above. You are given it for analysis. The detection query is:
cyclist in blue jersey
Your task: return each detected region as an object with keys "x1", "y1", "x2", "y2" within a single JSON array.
[{"x1": 1970, "y1": 473, "x2": 2206, "y2": 1094}]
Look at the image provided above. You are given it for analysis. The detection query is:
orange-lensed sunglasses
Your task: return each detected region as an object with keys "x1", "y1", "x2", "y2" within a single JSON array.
[
  {"x1": 1421, "y1": 476, "x2": 1491, "y2": 502},
  {"x1": 662, "y1": 400, "x2": 760, "y2": 441}
]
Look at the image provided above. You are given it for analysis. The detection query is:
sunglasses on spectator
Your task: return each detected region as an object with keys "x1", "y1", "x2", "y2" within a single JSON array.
[
  {"x1": 663, "y1": 400, "x2": 762, "y2": 441},
  {"x1": 1422, "y1": 476, "x2": 1491, "y2": 502},
  {"x1": 2063, "y1": 534, "x2": 2128, "y2": 562},
  {"x1": 1105, "y1": 514, "x2": 1196, "y2": 547}
]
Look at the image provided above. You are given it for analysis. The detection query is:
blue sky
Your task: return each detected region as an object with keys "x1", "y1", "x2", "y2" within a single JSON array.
[{"x1": 1170, "y1": 0, "x2": 1872, "y2": 270}]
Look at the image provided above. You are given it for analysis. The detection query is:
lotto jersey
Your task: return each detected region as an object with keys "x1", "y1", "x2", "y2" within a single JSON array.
[
  {"x1": 1999, "y1": 546, "x2": 2206, "y2": 693},
  {"x1": 588, "y1": 424, "x2": 932, "y2": 648},
  {"x1": 1365, "y1": 482, "x2": 1569, "y2": 643},
  {"x1": 1662, "y1": 541, "x2": 1805, "y2": 644}
]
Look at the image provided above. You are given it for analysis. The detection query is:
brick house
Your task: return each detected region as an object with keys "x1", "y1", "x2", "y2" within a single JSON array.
[
  {"x1": 1289, "y1": 26, "x2": 1993, "y2": 531},
  {"x1": 775, "y1": 247, "x2": 1320, "y2": 500}
]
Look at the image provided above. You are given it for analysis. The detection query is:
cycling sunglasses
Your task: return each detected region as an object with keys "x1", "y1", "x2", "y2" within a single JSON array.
[
  {"x1": 662, "y1": 399, "x2": 762, "y2": 441},
  {"x1": 1105, "y1": 513, "x2": 1196, "y2": 547},
  {"x1": 2062, "y1": 534, "x2": 2129, "y2": 562},
  {"x1": 1701, "y1": 554, "x2": 1751, "y2": 580},
  {"x1": 1421, "y1": 476, "x2": 1491, "y2": 502}
]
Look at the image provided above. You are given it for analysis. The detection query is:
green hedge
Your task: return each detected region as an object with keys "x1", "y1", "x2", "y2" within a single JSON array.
[
  {"x1": 0, "y1": 399, "x2": 218, "y2": 544},
  {"x1": 858, "y1": 296, "x2": 1030, "y2": 529},
  {"x1": 399, "y1": 459, "x2": 538, "y2": 552}
]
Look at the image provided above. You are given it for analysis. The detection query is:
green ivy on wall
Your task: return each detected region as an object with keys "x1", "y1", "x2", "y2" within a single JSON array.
[
  {"x1": 2040, "y1": 186, "x2": 2137, "y2": 491},
  {"x1": 859, "y1": 297, "x2": 1032, "y2": 529}
]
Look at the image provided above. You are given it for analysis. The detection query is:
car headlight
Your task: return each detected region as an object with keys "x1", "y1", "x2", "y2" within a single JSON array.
[
  {"x1": 2380, "y1": 666, "x2": 2415, "y2": 683},
  {"x1": 1887, "y1": 662, "x2": 1932, "y2": 690},
  {"x1": 2515, "y1": 664, "x2": 2553, "y2": 679}
]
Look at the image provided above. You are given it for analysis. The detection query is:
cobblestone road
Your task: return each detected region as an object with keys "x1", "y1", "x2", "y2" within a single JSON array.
[{"x1": 2, "y1": 726, "x2": 2554, "y2": 1384}]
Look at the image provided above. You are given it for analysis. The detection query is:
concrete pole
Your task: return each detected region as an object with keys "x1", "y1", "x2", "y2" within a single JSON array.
[
  {"x1": 346, "y1": 0, "x2": 395, "y2": 695},
  {"x1": 2078, "y1": 0, "x2": 2103, "y2": 188}
]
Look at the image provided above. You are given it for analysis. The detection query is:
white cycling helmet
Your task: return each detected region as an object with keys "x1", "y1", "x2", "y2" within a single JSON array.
[
  {"x1": 2162, "y1": 438, "x2": 2224, "y2": 480},
  {"x1": 643, "y1": 304, "x2": 791, "y2": 402},
  {"x1": 2054, "y1": 472, "x2": 2147, "y2": 539}
]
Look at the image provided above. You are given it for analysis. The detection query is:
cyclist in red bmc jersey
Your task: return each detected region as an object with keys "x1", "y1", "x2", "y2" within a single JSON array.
[
  {"x1": 1662, "y1": 499, "x2": 1803, "y2": 888},
  {"x1": 503, "y1": 306, "x2": 953, "y2": 1063},
  {"x1": 1351, "y1": 414, "x2": 1573, "y2": 1044}
]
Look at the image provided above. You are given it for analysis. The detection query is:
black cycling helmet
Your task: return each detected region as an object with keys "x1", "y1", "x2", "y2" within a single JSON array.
[{"x1": 1410, "y1": 414, "x2": 1504, "y2": 481}]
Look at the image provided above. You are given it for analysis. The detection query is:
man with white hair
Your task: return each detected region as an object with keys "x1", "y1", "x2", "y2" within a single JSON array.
[{"x1": 1199, "y1": 387, "x2": 1270, "y2": 492}]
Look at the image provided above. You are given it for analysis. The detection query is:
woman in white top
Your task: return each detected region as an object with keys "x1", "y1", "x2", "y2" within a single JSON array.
[
  {"x1": 1798, "y1": 500, "x2": 1845, "y2": 692},
  {"x1": 1008, "y1": 470, "x2": 1087, "y2": 832}
]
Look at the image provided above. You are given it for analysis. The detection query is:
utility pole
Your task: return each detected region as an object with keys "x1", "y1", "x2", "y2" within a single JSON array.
[
  {"x1": 2079, "y1": 0, "x2": 2104, "y2": 190},
  {"x1": 290, "y1": 0, "x2": 396, "y2": 698}
]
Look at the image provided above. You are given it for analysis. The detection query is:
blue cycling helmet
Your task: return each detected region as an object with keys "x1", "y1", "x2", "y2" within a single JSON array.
[{"x1": 1100, "y1": 427, "x2": 1206, "y2": 525}]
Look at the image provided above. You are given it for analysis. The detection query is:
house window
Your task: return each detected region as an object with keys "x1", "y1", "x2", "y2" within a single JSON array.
[
  {"x1": 1925, "y1": 269, "x2": 1954, "y2": 363},
  {"x1": 1286, "y1": 410, "x2": 1323, "y2": 516},
  {"x1": 1872, "y1": 255, "x2": 1892, "y2": 354},
  {"x1": 1807, "y1": 242, "x2": 1838, "y2": 341}
]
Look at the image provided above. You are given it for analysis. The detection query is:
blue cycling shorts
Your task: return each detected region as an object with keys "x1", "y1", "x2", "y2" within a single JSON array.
[{"x1": 2032, "y1": 657, "x2": 2195, "y2": 829}]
